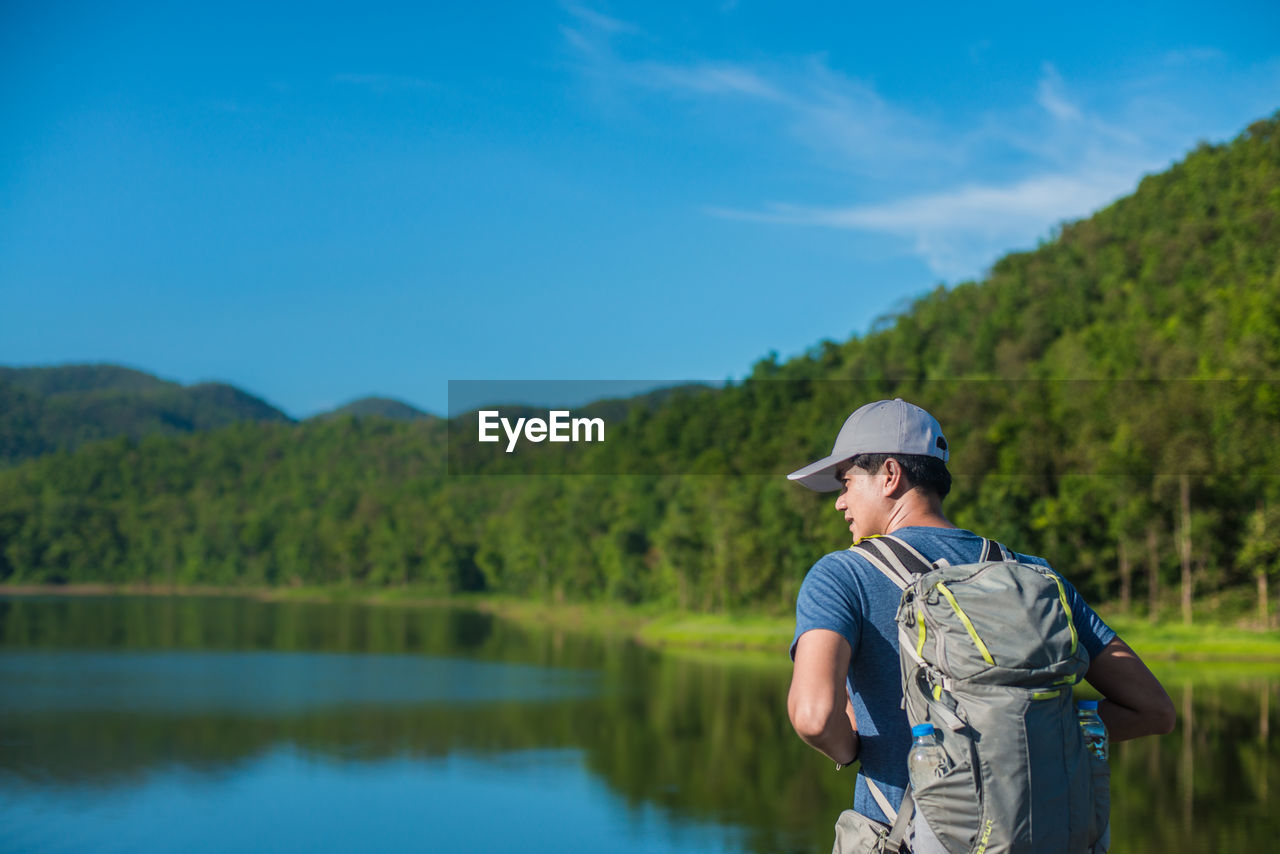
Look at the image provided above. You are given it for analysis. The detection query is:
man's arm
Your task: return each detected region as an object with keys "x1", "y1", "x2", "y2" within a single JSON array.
[
  {"x1": 788, "y1": 628, "x2": 859, "y2": 765},
  {"x1": 1084, "y1": 636, "x2": 1177, "y2": 740}
]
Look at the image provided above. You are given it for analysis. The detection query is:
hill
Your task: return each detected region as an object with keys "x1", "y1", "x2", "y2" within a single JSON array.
[
  {"x1": 0, "y1": 364, "x2": 175, "y2": 396},
  {"x1": 0, "y1": 365, "x2": 292, "y2": 465},
  {"x1": 313, "y1": 397, "x2": 433, "y2": 421},
  {"x1": 1, "y1": 112, "x2": 1278, "y2": 623}
]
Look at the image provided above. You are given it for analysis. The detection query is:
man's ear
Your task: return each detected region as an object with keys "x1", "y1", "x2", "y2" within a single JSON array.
[{"x1": 880, "y1": 458, "x2": 907, "y2": 498}]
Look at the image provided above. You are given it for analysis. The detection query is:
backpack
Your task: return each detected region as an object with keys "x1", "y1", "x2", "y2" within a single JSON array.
[{"x1": 834, "y1": 534, "x2": 1110, "y2": 854}]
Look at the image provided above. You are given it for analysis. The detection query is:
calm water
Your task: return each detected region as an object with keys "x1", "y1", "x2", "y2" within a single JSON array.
[{"x1": 0, "y1": 596, "x2": 1277, "y2": 853}]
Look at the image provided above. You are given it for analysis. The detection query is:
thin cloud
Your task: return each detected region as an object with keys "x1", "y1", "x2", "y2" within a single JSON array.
[
  {"x1": 623, "y1": 52, "x2": 953, "y2": 170},
  {"x1": 332, "y1": 73, "x2": 436, "y2": 93},
  {"x1": 563, "y1": 3, "x2": 640, "y2": 35},
  {"x1": 784, "y1": 57, "x2": 953, "y2": 167},
  {"x1": 1164, "y1": 47, "x2": 1225, "y2": 65},
  {"x1": 711, "y1": 172, "x2": 1137, "y2": 231},
  {"x1": 561, "y1": 25, "x2": 601, "y2": 57},
  {"x1": 559, "y1": 2, "x2": 641, "y2": 63},
  {"x1": 559, "y1": 8, "x2": 1220, "y2": 280},
  {"x1": 560, "y1": 13, "x2": 958, "y2": 171},
  {"x1": 968, "y1": 40, "x2": 993, "y2": 64},
  {"x1": 1037, "y1": 63, "x2": 1083, "y2": 122},
  {"x1": 635, "y1": 61, "x2": 785, "y2": 100},
  {"x1": 708, "y1": 169, "x2": 1149, "y2": 278},
  {"x1": 1042, "y1": 65, "x2": 1143, "y2": 149}
]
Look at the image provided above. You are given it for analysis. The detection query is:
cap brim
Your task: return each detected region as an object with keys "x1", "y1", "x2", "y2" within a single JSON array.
[{"x1": 786, "y1": 453, "x2": 849, "y2": 492}]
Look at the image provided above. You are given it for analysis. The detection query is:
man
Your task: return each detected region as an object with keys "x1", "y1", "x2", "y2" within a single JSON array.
[{"x1": 785, "y1": 398, "x2": 1175, "y2": 831}]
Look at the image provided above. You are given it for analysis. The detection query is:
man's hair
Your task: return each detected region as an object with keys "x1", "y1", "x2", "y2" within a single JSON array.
[{"x1": 846, "y1": 453, "x2": 952, "y2": 500}]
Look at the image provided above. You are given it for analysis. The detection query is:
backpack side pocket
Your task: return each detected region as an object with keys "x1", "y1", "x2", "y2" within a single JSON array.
[
  {"x1": 1088, "y1": 750, "x2": 1111, "y2": 853},
  {"x1": 832, "y1": 809, "x2": 891, "y2": 854},
  {"x1": 912, "y1": 757, "x2": 982, "y2": 854}
]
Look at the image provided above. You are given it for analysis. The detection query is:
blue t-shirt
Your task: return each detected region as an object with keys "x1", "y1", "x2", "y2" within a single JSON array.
[{"x1": 790, "y1": 526, "x2": 1116, "y2": 825}]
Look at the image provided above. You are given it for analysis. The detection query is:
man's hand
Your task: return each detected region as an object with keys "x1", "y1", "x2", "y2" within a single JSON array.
[
  {"x1": 788, "y1": 629, "x2": 859, "y2": 765},
  {"x1": 1085, "y1": 636, "x2": 1177, "y2": 740}
]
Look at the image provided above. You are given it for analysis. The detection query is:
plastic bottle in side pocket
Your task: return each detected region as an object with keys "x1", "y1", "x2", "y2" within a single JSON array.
[{"x1": 907, "y1": 724, "x2": 948, "y2": 789}]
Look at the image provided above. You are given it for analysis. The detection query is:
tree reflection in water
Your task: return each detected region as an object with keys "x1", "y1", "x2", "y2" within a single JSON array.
[{"x1": 1, "y1": 596, "x2": 1278, "y2": 853}]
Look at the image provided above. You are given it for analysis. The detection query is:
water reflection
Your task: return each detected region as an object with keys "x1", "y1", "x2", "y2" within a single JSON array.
[
  {"x1": 0, "y1": 651, "x2": 600, "y2": 714},
  {"x1": 1107, "y1": 672, "x2": 1280, "y2": 853},
  {"x1": 2, "y1": 596, "x2": 1279, "y2": 853},
  {"x1": 5, "y1": 747, "x2": 753, "y2": 854},
  {"x1": 0, "y1": 596, "x2": 841, "y2": 853}
]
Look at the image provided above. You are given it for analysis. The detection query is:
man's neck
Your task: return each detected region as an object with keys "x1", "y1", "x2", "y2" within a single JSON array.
[{"x1": 882, "y1": 497, "x2": 956, "y2": 535}]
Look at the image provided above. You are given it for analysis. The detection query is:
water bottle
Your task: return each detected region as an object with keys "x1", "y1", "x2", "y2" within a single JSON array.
[
  {"x1": 907, "y1": 723, "x2": 947, "y2": 789},
  {"x1": 1077, "y1": 700, "x2": 1108, "y2": 760}
]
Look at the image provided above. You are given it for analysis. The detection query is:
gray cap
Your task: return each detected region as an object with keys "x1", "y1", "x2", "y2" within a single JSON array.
[{"x1": 787, "y1": 398, "x2": 949, "y2": 492}]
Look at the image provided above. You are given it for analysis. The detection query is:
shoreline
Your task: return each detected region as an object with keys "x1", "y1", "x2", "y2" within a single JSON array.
[
  {"x1": 5, "y1": 583, "x2": 1280, "y2": 662},
  {"x1": 0, "y1": 582, "x2": 787, "y2": 654}
]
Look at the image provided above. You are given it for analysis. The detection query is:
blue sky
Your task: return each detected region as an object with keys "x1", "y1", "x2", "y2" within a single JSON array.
[{"x1": 2, "y1": 1, "x2": 1278, "y2": 417}]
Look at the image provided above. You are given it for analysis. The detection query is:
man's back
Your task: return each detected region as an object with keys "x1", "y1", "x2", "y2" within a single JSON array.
[
  {"x1": 790, "y1": 526, "x2": 1116, "y2": 824},
  {"x1": 787, "y1": 399, "x2": 1173, "y2": 852}
]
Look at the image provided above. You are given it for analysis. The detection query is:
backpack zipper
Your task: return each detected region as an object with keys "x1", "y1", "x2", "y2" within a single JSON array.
[
  {"x1": 1048, "y1": 573, "x2": 1079, "y2": 656},
  {"x1": 916, "y1": 589, "x2": 951, "y2": 673},
  {"x1": 935, "y1": 581, "x2": 996, "y2": 666}
]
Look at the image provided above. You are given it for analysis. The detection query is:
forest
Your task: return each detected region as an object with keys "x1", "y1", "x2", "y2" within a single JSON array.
[{"x1": 1, "y1": 114, "x2": 1278, "y2": 625}]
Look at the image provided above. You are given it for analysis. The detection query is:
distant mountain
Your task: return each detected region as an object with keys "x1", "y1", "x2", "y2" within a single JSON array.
[
  {"x1": 315, "y1": 396, "x2": 433, "y2": 421},
  {"x1": 0, "y1": 364, "x2": 292, "y2": 465},
  {"x1": 0, "y1": 364, "x2": 174, "y2": 396}
]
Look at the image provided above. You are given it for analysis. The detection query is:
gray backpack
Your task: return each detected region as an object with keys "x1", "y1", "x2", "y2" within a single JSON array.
[{"x1": 833, "y1": 535, "x2": 1110, "y2": 854}]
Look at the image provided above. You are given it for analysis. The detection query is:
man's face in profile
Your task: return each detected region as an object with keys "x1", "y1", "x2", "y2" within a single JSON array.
[{"x1": 834, "y1": 461, "x2": 884, "y2": 542}]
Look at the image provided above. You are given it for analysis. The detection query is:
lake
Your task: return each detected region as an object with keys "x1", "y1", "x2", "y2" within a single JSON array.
[{"x1": 0, "y1": 595, "x2": 1276, "y2": 853}]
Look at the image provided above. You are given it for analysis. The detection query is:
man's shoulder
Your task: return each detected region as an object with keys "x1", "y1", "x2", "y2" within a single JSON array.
[
  {"x1": 812, "y1": 544, "x2": 920, "y2": 572},
  {"x1": 801, "y1": 547, "x2": 894, "y2": 593},
  {"x1": 807, "y1": 547, "x2": 872, "y2": 578},
  {"x1": 1010, "y1": 549, "x2": 1053, "y2": 570}
]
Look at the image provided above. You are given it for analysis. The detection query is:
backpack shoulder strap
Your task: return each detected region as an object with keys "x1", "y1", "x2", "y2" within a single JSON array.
[
  {"x1": 851, "y1": 535, "x2": 937, "y2": 588},
  {"x1": 865, "y1": 777, "x2": 915, "y2": 854},
  {"x1": 885, "y1": 787, "x2": 915, "y2": 853},
  {"x1": 850, "y1": 537, "x2": 932, "y2": 669},
  {"x1": 875, "y1": 535, "x2": 936, "y2": 575},
  {"x1": 865, "y1": 776, "x2": 899, "y2": 824},
  {"x1": 850, "y1": 538, "x2": 913, "y2": 590}
]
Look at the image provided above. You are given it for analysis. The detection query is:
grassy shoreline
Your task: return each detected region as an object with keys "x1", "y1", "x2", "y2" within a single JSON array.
[{"x1": 5, "y1": 582, "x2": 1280, "y2": 662}]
